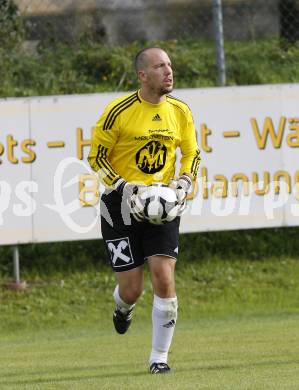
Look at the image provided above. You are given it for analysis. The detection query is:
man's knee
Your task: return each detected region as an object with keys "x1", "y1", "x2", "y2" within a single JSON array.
[
  {"x1": 155, "y1": 273, "x2": 173, "y2": 291},
  {"x1": 150, "y1": 261, "x2": 175, "y2": 296},
  {"x1": 116, "y1": 266, "x2": 144, "y2": 304},
  {"x1": 119, "y1": 282, "x2": 143, "y2": 304}
]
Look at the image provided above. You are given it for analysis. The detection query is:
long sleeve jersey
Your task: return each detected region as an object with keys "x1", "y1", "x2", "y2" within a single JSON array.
[{"x1": 88, "y1": 90, "x2": 200, "y2": 187}]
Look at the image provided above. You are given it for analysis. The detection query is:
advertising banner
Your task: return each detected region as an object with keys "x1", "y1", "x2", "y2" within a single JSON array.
[{"x1": 0, "y1": 84, "x2": 298, "y2": 245}]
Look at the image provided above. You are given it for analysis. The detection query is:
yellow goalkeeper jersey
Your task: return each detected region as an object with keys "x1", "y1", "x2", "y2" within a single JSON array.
[{"x1": 88, "y1": 90, "x2": 200, "y2": 187}]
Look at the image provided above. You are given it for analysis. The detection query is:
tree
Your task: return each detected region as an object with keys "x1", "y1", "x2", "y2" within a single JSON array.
[{"x1": 0, "y1": 0, "x2": 24, "y2": 49}]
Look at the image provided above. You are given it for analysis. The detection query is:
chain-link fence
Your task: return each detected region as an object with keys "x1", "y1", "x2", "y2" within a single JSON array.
[
  {"x1": 1, "y1": 0, "x2": 299, "y2": 97},
  {"x1": 11, "y1": 0, "x2": 299, "y2": 44}
]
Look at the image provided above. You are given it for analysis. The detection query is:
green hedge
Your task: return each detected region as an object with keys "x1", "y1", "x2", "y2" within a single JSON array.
[{"x1": 1, "y1": 38, "x2": 299, "y2": 98}]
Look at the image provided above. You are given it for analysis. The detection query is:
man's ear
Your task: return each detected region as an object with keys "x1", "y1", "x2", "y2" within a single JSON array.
[{"x1": 138, "y1": 70, "x2": 147, "y2": 83}]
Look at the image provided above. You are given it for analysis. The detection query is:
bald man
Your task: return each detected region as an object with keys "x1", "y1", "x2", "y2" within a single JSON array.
[{"x1": 88, "y1": 47, "x2": 200, "y2": 374}]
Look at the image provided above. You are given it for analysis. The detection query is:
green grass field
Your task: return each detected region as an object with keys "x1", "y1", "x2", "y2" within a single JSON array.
[
  {"x1": 1, "y1": 257, "x2": 299, "y2": 389},
  {"x1": 1, "y1": 315, "x2": 299, "y2": 389}
]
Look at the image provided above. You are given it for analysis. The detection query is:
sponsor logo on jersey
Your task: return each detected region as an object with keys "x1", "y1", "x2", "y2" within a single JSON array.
[
  {"x1": 106, "y1": 237, "x2": 134, "y2": 268},
  {"x1": 148, "y1": 129, "x2": 172, "y2": 133},
  {"x1": 134, "y1": 134, "x2": 174, "y2": 141},
  {"x1": 136, "y1": 141, "x2": 167, "y2": 174},
  {"x1": 152, "y1": 113, "x2": 162, "y2": 121}
]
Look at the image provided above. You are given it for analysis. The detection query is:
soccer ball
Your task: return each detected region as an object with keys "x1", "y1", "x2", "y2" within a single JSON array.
[{"x1": 133, "y1": 183, "x2": 182, "y2": 225}]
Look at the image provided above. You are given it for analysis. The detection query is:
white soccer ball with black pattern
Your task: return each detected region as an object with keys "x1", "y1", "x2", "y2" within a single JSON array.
[{"x1": 135, "y1": 183, "x2": 183, "y2": 225}]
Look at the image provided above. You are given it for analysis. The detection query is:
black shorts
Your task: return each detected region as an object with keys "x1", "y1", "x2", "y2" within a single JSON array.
[{"x1": 101, "y1": 191, "x2": 180, "y2": 272}]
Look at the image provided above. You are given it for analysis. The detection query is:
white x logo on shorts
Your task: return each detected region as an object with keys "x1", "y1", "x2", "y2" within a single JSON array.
[{"x1": 108, "y1": 240, "x2": 131, "y2": 264}]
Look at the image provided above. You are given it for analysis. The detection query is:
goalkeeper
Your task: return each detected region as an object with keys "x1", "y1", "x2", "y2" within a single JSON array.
[{"x1": 88, "y1": 47, "x2": 200, "y2": 374}]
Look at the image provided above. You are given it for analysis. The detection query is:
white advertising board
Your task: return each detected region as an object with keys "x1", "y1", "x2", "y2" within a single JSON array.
[{"x1": 0, "y1": 84, "x2": 298, "y2": 245}]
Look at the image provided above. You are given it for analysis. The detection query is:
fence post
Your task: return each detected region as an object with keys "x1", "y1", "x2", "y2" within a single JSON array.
[
  {"x1": 7, "y1": 245, "x2": 26, "y2": 290},
  {"x1": 212, "y1": 0, "x2": 226, "y2": 86},
  {"x1": 13, "y1": 245, "x2": 20, "y2": 283}
]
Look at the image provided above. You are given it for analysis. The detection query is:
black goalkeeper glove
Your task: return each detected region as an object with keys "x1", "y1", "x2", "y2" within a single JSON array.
[{"x1": 114, "y1": 178, "x2": 146, "y2": 222}]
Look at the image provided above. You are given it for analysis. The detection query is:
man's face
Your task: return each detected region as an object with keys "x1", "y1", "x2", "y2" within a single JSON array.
[{"x1": 140, "y1": 49, "x2": 173, "y2": 95}]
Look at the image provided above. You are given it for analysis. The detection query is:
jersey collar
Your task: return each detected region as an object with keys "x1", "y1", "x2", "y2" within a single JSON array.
[{"x1": 137, "y1": 90, "x2": 167, "y2": 108}]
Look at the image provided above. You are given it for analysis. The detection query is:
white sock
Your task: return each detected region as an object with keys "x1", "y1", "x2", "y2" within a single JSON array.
[
  {"x1": 149, "y1": 295, "x2": 178, "y2": 365},
  {"x1": 113, "y1": 285, "x2": 135, "y2": 314}
]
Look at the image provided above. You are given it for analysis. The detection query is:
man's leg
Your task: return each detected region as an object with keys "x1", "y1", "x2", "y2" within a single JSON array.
[
  {"x1": 113, "y1": 266, "x2": 144, "y2": 334},
  {"x1": 115, "y1": 266, "x2": 144, "y2": 304},
  {"x1": 101, "y1": 190, "x2": 146, "y2": 334},
  {"x1": 147, "y1": 256, "x2": 177, "y2": 373}
]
